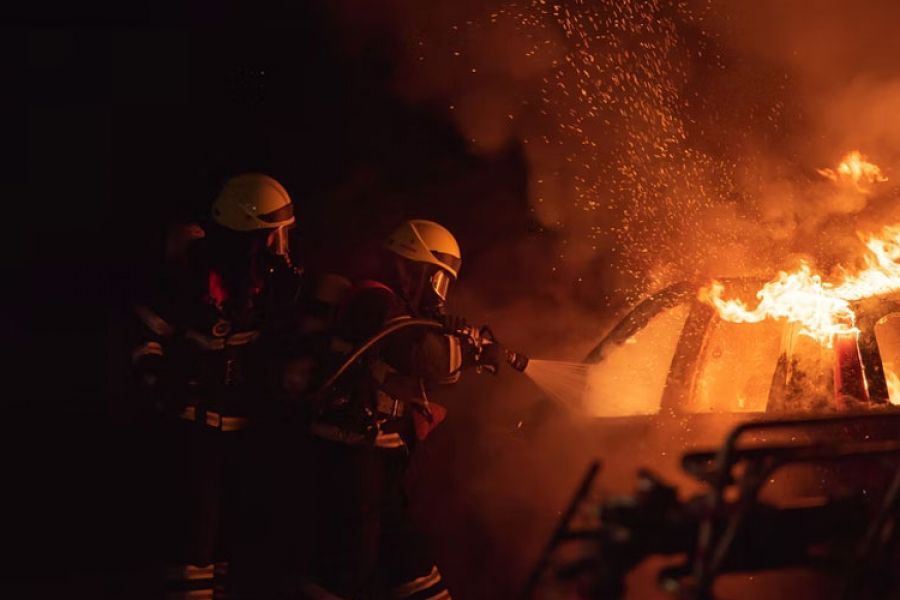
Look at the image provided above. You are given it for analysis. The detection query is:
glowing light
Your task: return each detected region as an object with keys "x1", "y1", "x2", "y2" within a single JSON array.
[
  {"x1": 816, "y1": 150, "x2": 888, "y2": 190},
  {"x1": 887, "y1": 369, "x2": 900, "y2": 406},
  {"x1": 700, "y1": 225, "x2": 900, "y2": 348}
]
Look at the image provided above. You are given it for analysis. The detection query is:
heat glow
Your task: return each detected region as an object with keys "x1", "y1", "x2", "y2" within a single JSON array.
[
  {"x1": 887, "y1": 369, "x2": 900, "y2": 406},
  {"x1": 700, "y1": 224, "x2": 900, "y2": 347},
  {"x1": 816, "y1": 150, "x2": 888, "y2": 190}
]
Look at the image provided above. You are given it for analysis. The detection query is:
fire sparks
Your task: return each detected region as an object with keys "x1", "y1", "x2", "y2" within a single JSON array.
[
  {"x1": 816, "y1": 150, "x2": 888, "y2": 190},
  {"x1": 700, "y1": 225, "x2": 900, "y2": 347}
]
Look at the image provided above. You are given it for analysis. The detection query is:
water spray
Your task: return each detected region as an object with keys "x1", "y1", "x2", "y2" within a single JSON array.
[
  {"x1": 307, "y1": 315, "x2": 594, "y2": 413},
  {"x1": 450, "y1": 322, "x2": 594, "y2": 409},
  {"x1": 520, "y1": 359, "x2": 592, "y2": 410}
]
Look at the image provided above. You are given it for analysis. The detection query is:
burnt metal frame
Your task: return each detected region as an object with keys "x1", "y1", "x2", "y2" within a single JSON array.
[
  {"x1": 527, "y1": 285, "x2": 900, "y2": 598},
  {"x1": 680, "y1": 411, "x2": 900, "y2": 599},
  {"x1": 582, "y1": 279, "x2": 760, "y2": 414},
  {"x1": 583, "y1": 282, "x2": 900, "y2": 414},
  {"x1": 523, "y1": 412, "x2": 900, "y2": 599}
]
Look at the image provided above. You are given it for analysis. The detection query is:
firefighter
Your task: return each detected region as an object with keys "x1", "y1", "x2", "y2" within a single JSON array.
[
  {"x1": 129, "y1": 173, "x2": 302, "y2": 600},
  {"x1": 300, "y1": 219, "x2": 504, "y2": 600}
]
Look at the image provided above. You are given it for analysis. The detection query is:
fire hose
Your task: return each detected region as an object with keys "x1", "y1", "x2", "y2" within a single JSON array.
[{"x1": 309, "y1": 318, "x2": 529, "y2": 402}]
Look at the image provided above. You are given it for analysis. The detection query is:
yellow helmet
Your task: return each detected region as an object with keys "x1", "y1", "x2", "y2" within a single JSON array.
[
  {"x1": 211, "y1": 173, "x2": 295, "y2": 232},
  {"x1": 385, "y1": 220, "x2": 461, "y2": 301}
]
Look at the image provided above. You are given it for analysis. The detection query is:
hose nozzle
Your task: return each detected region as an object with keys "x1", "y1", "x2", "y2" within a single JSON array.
[{"x1": 505, "y1": 349, "x2": 530, "y2": 372}]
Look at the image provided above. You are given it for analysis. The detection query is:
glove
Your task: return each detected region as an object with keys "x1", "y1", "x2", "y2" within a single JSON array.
[
  {"x1": 438, "y1": 313, "x2": 469, "y2": 334},
  {"x1": 477, "y1": 341, "x2": 504, "y2": 376}
]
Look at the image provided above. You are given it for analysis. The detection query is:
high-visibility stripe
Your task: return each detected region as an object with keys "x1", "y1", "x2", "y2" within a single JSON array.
[
  {"x1": 135, "y1": 305, "x2": 175, "y2": 336},
  {"x1": 220, "y1": 416, "x2": 248, "y2": 432},
  {"x1": 446, "y1": 335, "x2": 462, "y2": 374},
  {"x1": 165, "y1": 591, "x2": 213, "y2": 600},
  {"x1": 165, "y1": 564, "x2": 214, "y2": 581},
  {"x1": 173, "y1": 407, "x2": 246, "y2": 431},
  {"x1": 374, "y1": 431, "x2": 406, "y2": 449},
  {"x1": 392, "y1": 566, "x2": 442, "y2": 598},
  {"x1": 423, "y1": 590, "x2": 451, "y2": 600},
  {"x1": 300, "y1": 581, "x2": 351, "y2": 600},
  {"x1": 205, "y1": 411, "x2": 222, "y2": 428},
  {"x1": 205, "y1": 412, "x2": 248, "y2": 432},
  {"x1": 225, "y1": 331, "x2": 259, "y2": 346},
  {"x1": 132, "y1": 341, "x2": 163, "y2": 364}
]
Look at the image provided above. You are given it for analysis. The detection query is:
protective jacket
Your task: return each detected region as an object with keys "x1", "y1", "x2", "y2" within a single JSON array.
[
  {"x1": 131, "y1": 226, "x2": 304, "y2": 427},
  {"x1": 129, "y1": 223, "x2": 304, "y2": 599},
  {"x1": 309, "y1": 280, "x2": 476, "y2": 451},
  {"x1": 302, "y1": 279, "x2": 476, "y2": 599}
]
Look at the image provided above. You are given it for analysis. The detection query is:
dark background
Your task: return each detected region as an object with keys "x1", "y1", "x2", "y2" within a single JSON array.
[
  {"x1": 6, "y1": 2, "x2": 551, "y2": 596},
  {"x1": 12, "y1": 1, "x2": 900, "y2": 597}
]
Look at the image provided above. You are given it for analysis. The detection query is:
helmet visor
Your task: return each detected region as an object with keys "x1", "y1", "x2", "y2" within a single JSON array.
[
  {"x1": 431, "y1": 251, "x2": 461, "y2": 276},
  {"x1": 431, "y1": 269, "x2": 452, "y2": 301},
  {"x1": 258, "y1": 202, "x2": 294, "y2": 224}
]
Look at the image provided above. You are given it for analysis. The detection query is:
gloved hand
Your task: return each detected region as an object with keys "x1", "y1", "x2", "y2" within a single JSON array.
[
  {"x1": 478, "y1": 341, "x2": 504, "y2": 376},
  {"x1": 438, "y1": 313, "x2": 469, "y2": 334}
]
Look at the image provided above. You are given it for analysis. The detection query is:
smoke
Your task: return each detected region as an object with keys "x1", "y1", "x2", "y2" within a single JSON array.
[
  {"x1": 327, "y1": 0, "x2": 900, "y2": 316},
  {"x1": 321, "y1": 1, "x2": 900, "y2": 596}
]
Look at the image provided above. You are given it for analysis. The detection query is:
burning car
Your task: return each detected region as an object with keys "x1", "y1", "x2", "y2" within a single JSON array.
[
  {"x1": 579, "y1": 277, "x2": 900, "y2": 419},
  {"x1": 521, "y1": 226, "x2": 900, "y2": 599}
]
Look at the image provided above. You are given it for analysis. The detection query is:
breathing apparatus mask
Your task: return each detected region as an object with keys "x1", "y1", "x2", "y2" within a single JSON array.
[{"x1": 393, "y1": 257, "x2": 455, "y2": 318}]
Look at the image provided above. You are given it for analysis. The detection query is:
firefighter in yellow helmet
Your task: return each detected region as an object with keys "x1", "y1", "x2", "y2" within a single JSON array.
[
  {"x1": 129, "y1": 173, "x2": 303, "y2": 600},
  {"x1": 383, "y1": 219, "x2": 462, "y2": 314},
  {"x1": 300, "y1": 219, "x2": 505, "y2": 600}
]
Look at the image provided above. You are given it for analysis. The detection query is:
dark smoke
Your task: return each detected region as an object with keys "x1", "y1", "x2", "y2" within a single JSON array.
[{"x1": 320, "y1": 1, "x2": 900, "y2": 597}]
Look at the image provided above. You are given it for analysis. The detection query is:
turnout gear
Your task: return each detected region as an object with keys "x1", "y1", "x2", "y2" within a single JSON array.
[
  {"x1": 384, "y1": 220, "x2": 461, "y2": 280},
  {"x1": 212, "y1": 173, "x2": 295, "y2": 232},
  {"x1": 212, "y1": 173, "x2": 296, "y2": 259},
  {"x1": 303, "y1": 439, "x2": 452, "y2": 600},
  {"x1": 301, "y1": 222, "x2": 486, "y2": 599},
  {"x1": 129, "y1": 174, "x2": 302, "y2": 600},
  {"x1": 385, "y1": 220, "x2": 461, "y2": 314}
]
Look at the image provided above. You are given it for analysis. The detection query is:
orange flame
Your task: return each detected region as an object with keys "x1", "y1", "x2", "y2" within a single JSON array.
[
  {"x1": 700, "y1": 225, "x2": 900, "y2": 348},
  {"x1": 816, "y1": 150, "x2": 888, "y2": 190},
  {"x1": 887, "y1": 369, "x2": 900, "y2": 406}
]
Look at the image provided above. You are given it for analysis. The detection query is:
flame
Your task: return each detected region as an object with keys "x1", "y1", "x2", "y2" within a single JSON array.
[
  {"x1": 700, "y1": 225, "x2": 900, "y2": 348},
  {"x1": 816, "y1": 150, "x2": 888, "y2": 190},
  {"x1": 887, "y1": 369, "x2": 900, "y2": 406}
]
